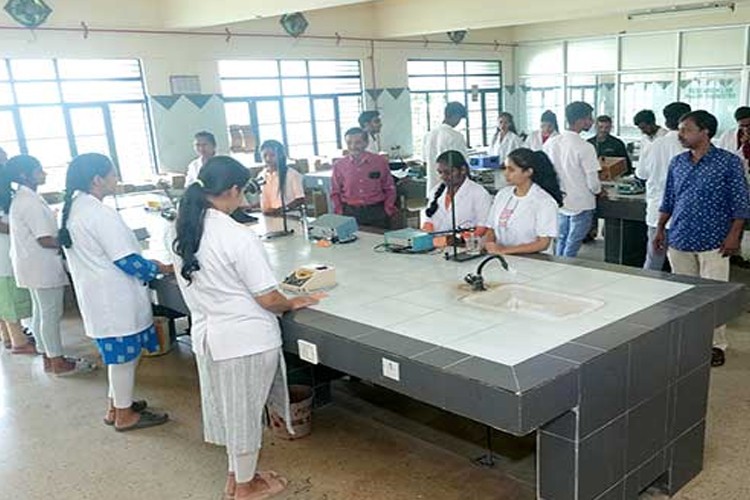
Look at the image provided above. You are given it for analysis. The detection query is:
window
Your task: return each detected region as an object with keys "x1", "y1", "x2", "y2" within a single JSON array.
[
  {"x1": 519, "y1": 76, "x2": 564, "y2": 134},
  {"x1": 678, "y1": 71, "x2": 741, "y2": 136},
  {"x1": 407, "y1": 60, "x2": 502, "y2": 154},
  {"x1": 619, "y1": 72, "x2": 676, "y2": 139},
  {"x1": 567, "y1": 74, "x2": 616, "y2": 120},
  {"x1": 219, "y1": 59, "x2": 363, "y2": 160},
  {"x1": 0, "y1": 58, "x2": 155, "y2": 191}
]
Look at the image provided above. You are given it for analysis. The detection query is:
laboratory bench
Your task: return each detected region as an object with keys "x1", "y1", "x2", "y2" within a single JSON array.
[{"x1": 119, "y1": 193, "x2": 743, "y2": 500}]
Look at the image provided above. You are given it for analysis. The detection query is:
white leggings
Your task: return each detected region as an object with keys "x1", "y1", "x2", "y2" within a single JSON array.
[
  {"x1": 228, "y1": 451, "x2": 260, "y2": 483},
  {"x1": 108, "y1": 358, "x2": 138, "y2": 409},
  {"x1": 29, "y1": 287, "x2": 65, "y2": 358}
]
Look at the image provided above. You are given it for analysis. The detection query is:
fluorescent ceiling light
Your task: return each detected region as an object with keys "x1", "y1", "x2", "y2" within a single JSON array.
[{"x1": 628, "y1": 2, "x2": 736, "y2": 20}]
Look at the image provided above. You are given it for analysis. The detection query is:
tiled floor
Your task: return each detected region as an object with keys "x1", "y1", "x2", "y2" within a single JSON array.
[{"x1": 0, "y1": 238, "x2": 747, "y2": 499}]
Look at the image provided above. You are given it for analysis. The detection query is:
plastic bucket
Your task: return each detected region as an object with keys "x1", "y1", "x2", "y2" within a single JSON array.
[{"x1": 270, "y1": 385, "x2": 313, "y2": 440}]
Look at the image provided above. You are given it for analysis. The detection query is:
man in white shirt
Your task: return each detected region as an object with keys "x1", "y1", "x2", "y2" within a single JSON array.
[
  {"x1": 715, "y1": 106, "x2": 750, "y2": 168},
  {"x1": 543, "y1": 101, "x2": 601, "y2": 258},
  {"x1": 185, "y1": 131, "x2": 217, "y2": 186},
  {"x1": 635, "y1": 102, "x2": 691, "y2": 271},
  {"x1": 634, "y1": 109, "x2": 668, "y2": 158},
  {"x1": 422, "y1": 102, "x2": 469, "y2": 191},
  {"x1": 359, "y1": 110, "x2": 382, "y2": 154}
]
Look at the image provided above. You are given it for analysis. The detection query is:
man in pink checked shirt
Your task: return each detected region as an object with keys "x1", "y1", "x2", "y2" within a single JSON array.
[{"x1": 331, "y1": 127, "x2": 397, "y2": 229}]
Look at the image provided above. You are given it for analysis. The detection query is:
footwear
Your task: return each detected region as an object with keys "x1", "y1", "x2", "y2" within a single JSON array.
[
  {"x1": 54, "y1": 358, "x2": 98, "y2": 377},
  {"x1": 103, "y1": 400, "x2": 148, "y2": 426},
  {"x1": 235, "y1": 471, "x2": 287, "y2": 500},
  {"x1": 10, "y1": 344, "x2": 38, "y2": 355},
  {"x1": 114, "y1": 410, "x2": 169, "y2": 432},
  {"x1": 711, "y1": 348, "x2": 726, "y2": 367}
]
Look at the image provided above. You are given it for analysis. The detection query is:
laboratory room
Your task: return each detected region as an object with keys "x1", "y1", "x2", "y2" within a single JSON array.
[{"x1": 3, "y1": 1, "x2": 750, "y2": 500}]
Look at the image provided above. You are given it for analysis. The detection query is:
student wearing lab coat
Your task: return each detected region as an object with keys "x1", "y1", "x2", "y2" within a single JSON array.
[
  {"x1": 1, "y1": 155, "x2": 94, "y2": 375},
  {"x1": 186, "y1": 131, "x2": 217, "y2": 186},
  {"x1": 257, "y1": 140, "x2": 305, "y2": 215},
  {"x1": 525, "y1": 110, "x2": 560, "y2": 151},
  {"x1": 484, "y1": 148, "x2": 562, "y2": 255},
  {"x1": 715, "y1": 106, "x2": 750, "y2": 169},
  {"x1": 58, "y1": 153, "x2": 170, "y2": 431},
  {"x1": 422, "y1": 102, "x2": 469, "y2": 191},
  {"x1": 172, "y1": 156, "x2": 321, "y2": 500},
  {"x1": 488, "y1": 112, "x2": 524, "y2": 161},
  {"x1": 422, "y1": 150, "x2": 492, "y2": 235}
]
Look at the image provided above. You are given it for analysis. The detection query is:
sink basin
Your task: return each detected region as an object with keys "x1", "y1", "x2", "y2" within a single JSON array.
[{"x1": 460, "y1": 284, "x2": 604, "y2": 320}]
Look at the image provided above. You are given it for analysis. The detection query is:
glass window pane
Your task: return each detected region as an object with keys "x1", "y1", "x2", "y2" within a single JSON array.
[
  {"x1": 567, "y1": 38, "x2": 617, "y2": 73},
  {"x1": 517, "y1": 43, "x2": 564, "y2": 75},
  {"x1": 286, "y1": 123, "x2": 314, "y2": 143},
  {"x1": 10, "y1": 59, "x2": 56, "y2": 80},
  {"x1": 0, "y1": 82, "x2": 14, "y2": 105},
  {"x1": 57, "y1": 59, "x2": 141, "y2": 79},
  {"x1": 337, "y1": 95, "x2": 361, "y2": 132},
  {"x1": 69, "y1": 107, "x2": 106, "y2": 136},
  {"x1": 682, "y1": 28, "x2": 745, "y2": 68},
  {"x1": 464, "y1": 61, "x2": 501, "y2": 75},
  {"x1": 219, "y1": 60, "x2": 279, "y2": 78},
  {"x1": 289, "y1": 144, "x2": 315, "y2": 158},
  {"x1": 309, "y1": 77, "x2": 361, "y2": 95},
  {"x1": 221, "y1": 79, "x2": 280, "y2": 98},
  {"x1": 256, "y1": 101, "x2": 282, "y2": 124},
  {"x1": 447, "y1": 61, "x2": 464, "y2": 75},
  {"x1": 110, "y1": 103, "x2": 153, "y2": 182},
  {"x1": 465, "y1": 75, "x2": 500, "y2": 89},
  {"x1": 308, "y1": 60, "x2": 360, "y2": 77},
  {"x1": 679, "y1": 71, "x2": 741, "y2": 135},
  {"x1": 14, "y1": 82, "x2": 60, "y2": 104},
  {"x1": 257, "y1": 124, "x2": 283, "y2": 145},
  {"x1": 520, "y1": 76, "x2": 564, "y2": 134},
  {"x1": 224, "y1": 102, "x2": 251, "y2": 126},
  {"x1": 447, "y1": 77, "x2": 464, "y2": 91},
  {"x1": 313, "y1": 99, "x2": 335, "y2": 122},
  {"x1": 621, "y1": 34, "x2": 677, "y2": 71},
  {"x1": 20, "y1": 106, "x2": 66, "y2": 139},
  {"x1": 407, "y1": 61, "x2": 446, "y2": 76},
  {"x1": 281, "y1": 78, "x2": 309, "y2": 96},
  {"x1": 75, "y1": 135, "x2": 110, "y2": 156},
  {"x1": 25, "y1": 138, "x2": 71, "y2": 167},
  {"x1": 280, "y1": 60, "x2": 307, "y2": 77},
  {"x1": 0, "y1": 111, "x2": 18, "y2": 142},
  {"x1": 619, "y1": 73, "x2": 675, "y2": 138},
  {"x1": 408, "y1": 76, "x2": 446, "y2": 92},
  {"x1": 283, "y1": 98, "x2": 311, "y2": 122},
  {"x1": 61, "y1": 80, "x2": 145, "y2": 103},
  {"x1": 0, "y1": 62, "x2": 8, "y2": 80},
  {"x1": 317, "y1": 141, "x2": 339, "y2": 157}
]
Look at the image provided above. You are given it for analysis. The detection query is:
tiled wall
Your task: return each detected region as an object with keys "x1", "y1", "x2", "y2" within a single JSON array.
[{"x1": 150, "y1": 94, "x2": 229, "y2": 173}]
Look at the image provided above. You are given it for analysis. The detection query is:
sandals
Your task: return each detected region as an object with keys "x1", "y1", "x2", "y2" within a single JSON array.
[
  {"x1": 232, "y1": 471, "x2": 288, "y2": 500},
  {"x1": 114, "y1": 410, "x2": 169, "y2": 432},
  {"x1": 10, "y1": 344, "x2": 38, "y2": 355},
  {"x1": 54, "y1": 358, "x2": 98, "y2": 377},
  {"x1": 103, "y1": 400, "x2": 149, "y2": 426}
]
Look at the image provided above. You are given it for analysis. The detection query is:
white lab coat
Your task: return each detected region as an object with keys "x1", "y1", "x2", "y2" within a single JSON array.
[
  {"x1": 716, "y1": 127, "x2": 744, "y2": 158},
  {"x1": 488, "y1": 131, "x2": 524, "y2": 161},
  {"x1": 422, "y1": 179, "x2": 492, "y2": 233},
  {"x1": 640, "y1": 128, "x2": 668, "y2": 158},
  {"x1": 543, "y1": 131, "x2": 601, "y2": 215},
  {"x1": 635, "y1": 130, "x2": 685, "y2": 228},
  {"x1": 173, "y1": 209, "x2": 281, "y2": 361},
  {"x1": 365, "y1": 133, "x2": 381, "y2": 154},
  {"x1": 185, "y1": 157, "x2": 204, "y2": 186},
  {"x1": 525, "y1": 130, "x2": 559, "y2": 152},
  {"x1": 422, "y1": 124, "x2": 469, "y2": 191},
  {"x1": 9, "y1": 185, "x2": 67, "y2": 289},
  {"x1": 62, "y1": 193, "x2": 153, "y2": 339}
]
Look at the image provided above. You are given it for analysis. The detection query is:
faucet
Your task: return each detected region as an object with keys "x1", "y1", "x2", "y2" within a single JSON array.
[{"x1": 464, "y1": 255, "x2": 509, "y2": 291}]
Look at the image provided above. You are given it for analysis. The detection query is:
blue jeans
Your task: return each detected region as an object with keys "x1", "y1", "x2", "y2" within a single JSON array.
[{"x1": 556, "y1": 210, "x2": 595, "y2": 258}]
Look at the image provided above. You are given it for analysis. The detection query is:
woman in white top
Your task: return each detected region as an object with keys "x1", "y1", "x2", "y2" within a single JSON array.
[
  {"x1": 257, "y1": 140, "x2": 305, "y2": 215},
  {"x1": 2, "y1": 155, "x2": 94, "y2": 375},
  {"x1": 488, "y1": 112, "x2": 524, "y2": 161},
  {"x1": 58, "y1": 153, "x2": 170, "y2": 431},
  {"x1": 484, "y1": 148, "x2": 563, "y2": 255},
  {"x1": 422, "y1": 150, "x2": 492, "y2": 236},
  {"x1": 173, "y1": 156, "x2": 320, "y2": 500},
  {"x1": 525, "y1": 110, "x2": 560, "y2": 152}
]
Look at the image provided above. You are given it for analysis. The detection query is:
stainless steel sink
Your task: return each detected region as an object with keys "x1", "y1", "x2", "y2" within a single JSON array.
[{"x1": 460, "y1": 284, "x2": 604, "y2": 320}]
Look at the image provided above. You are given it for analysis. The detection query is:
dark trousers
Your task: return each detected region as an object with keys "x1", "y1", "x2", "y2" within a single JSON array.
[{"x1": 342, "y1": 202, "x2": 390, "y2": 229}]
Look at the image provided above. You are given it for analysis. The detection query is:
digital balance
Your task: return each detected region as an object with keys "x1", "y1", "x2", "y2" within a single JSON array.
[{"x1": 280, "y1": 264, "x2": 337, "y2": 293}]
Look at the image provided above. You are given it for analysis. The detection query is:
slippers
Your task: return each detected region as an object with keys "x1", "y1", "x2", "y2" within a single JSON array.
[
  {"x1": 114, "y1": 410, "x2": 169, "y2": 432},
  {"x1": 103, "y1": 400, "x2": 149, "y2": 426},
  {"x1": 11, "y1": 344, "x2": 39, "y2": 355},
  {"x1": 54, "y1": 358, "x2": 98, "y2": 377},
  {"x1": 236, "y1": 471, "x2": 287, "y2": 500}
]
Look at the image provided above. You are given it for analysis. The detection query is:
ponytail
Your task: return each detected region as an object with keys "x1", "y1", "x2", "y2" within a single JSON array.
[
  {"x1": 0, "y1": 155, "x2": 42, "y2": 213},
  {"x1": 506, "y1": 148, "x2": 564, "y2": 207},
  {"x1": 425, "y1": 183, "x2": 447, "y2": 218},
  {"x1": 58, "y1": 153, "x2": 116, "y2": 249},
  {"x1": 173, "y1": 156, "x2": 250, "y2": 284}
]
